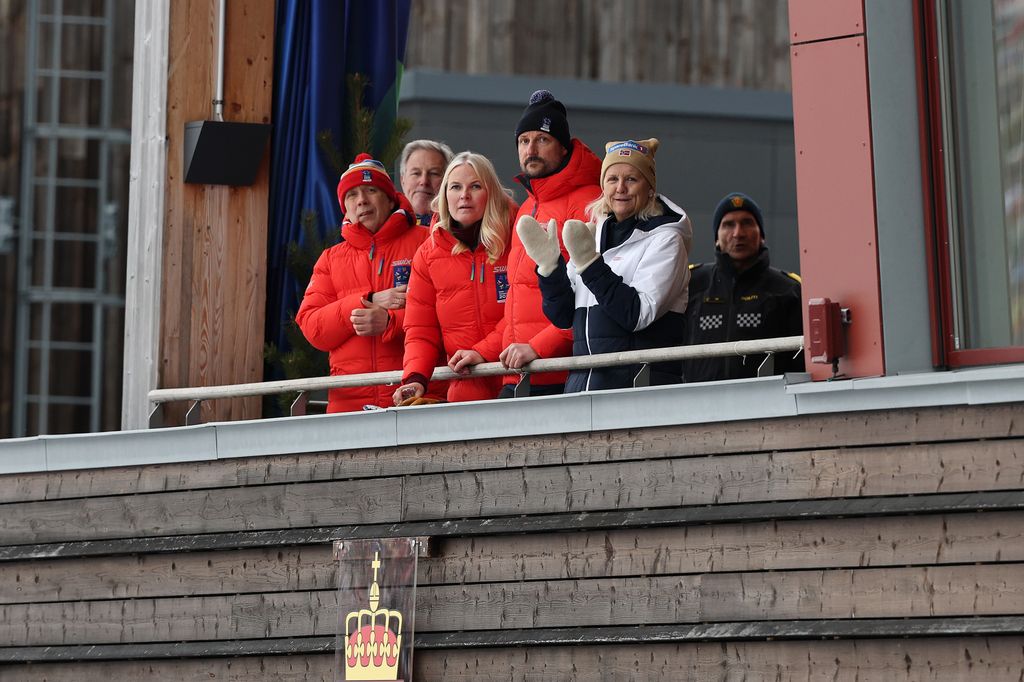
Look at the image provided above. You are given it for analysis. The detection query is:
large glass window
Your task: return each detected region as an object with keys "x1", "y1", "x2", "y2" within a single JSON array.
[{"x1": 934, "y1": 0, "x2": 1024, "y2": 356}]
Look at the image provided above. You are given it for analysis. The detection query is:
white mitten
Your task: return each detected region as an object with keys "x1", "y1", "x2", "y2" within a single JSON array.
[
  {"x1": 517, "y1": 216, "x2": 561, "y2": 277},
  {"x1": 562, "y1": 219, "x2": 599, "y2": 272}
]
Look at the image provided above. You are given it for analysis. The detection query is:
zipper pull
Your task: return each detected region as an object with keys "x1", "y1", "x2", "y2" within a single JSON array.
[
  {"x1": 377, "y1": 257, "x2": 385, "y2": 276},
  {"x1": 369, "y1": 242, "x2": 376, "y2": 261},
  {"x1": 469, "y1": 261, "x2": 476, "y2": 282}
]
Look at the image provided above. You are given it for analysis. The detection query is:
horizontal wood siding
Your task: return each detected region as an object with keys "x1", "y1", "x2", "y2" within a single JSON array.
[
  {"x1": 1, "y1": 434, "x2": 1020, "y2": 545},
  {"x1": 4, "y1": 638, "x2": 1024, "y2": 681},
  {"x1": 1, "y1": 403, "x2": 1023, "y2": 679},
  {"x1": 4, "y1": 511, "x2": 1021, "y2": 604},
  {"x1": 3, "y1": 402, "x2": 1019, "y2": 505}
]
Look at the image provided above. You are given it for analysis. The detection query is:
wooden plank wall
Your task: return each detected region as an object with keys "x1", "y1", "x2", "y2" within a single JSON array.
[
  {"x1": 1, "y1": 403, "x2": 1023, "y2": 679},
  {"x1": 159, "y1": 0, "x2": 273, "y2": 424},
  {"x1": 406, "y1": 0, "x2": 792, "y2": 91}
]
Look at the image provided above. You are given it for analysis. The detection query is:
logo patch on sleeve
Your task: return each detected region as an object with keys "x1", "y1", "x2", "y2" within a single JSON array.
[
  {"x1": 495, "y1": 271, "x2": 509, "y2": 302},
  {"x1": 392, "y1": 261, "x2": 411, "y2": 287}
]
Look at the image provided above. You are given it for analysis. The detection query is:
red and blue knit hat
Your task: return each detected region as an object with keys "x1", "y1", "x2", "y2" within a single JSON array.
[{"x1": 336, "y1": 153, "x2": 398, "y2": 210}]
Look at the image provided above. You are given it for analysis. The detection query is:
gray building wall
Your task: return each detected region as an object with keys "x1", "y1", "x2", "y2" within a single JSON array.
[
  {"x1": 398, "y1": 70, "x2": 800, "y2": 273},
  {"x1": 865, "y1": 0, "x2": 934, "y2": 373}
]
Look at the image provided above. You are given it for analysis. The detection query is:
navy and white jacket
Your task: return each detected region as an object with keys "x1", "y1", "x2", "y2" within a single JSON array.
[{"x1": 537, "y1": 196, "x2": 693, "y2": 392}]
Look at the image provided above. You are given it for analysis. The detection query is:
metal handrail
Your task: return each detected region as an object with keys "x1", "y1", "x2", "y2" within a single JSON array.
[{"x1": 147, "y1": 336, "x2": 804, "y2": 427}]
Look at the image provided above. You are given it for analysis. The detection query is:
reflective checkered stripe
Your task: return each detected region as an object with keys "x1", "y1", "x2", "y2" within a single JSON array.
[
  {"x1": 699, "y1": 314, "x2": 723, "y2": 331},
  {"x1": 736, "y1": 312, "x2": 763, "y2": 328}
]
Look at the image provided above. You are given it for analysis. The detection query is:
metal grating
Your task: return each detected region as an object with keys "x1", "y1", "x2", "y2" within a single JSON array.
[{"x1": 13, "y1": 0, "x2": 130, "y2": 436}]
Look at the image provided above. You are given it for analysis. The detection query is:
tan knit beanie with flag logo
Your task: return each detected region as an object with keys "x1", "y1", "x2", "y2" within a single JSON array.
[{"x1": 600, "y1": 138, "x2": 659, "y2": 193}]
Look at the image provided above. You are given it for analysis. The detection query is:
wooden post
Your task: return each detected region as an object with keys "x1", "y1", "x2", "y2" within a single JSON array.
[
  {"x1": 122, "y1": 0, "x2": 171, "y2": 431},
  {"x1": 158, "y1": 0, "x2": 274, "y2": 424}
]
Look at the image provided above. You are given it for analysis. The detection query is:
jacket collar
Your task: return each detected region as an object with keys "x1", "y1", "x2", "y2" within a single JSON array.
[
  {"x1": 340, "y1": 193, "x2": 416, "y2": 248},
  {"x1": 341, "y1": 208, "x2": 414, "y2": 248},
  {"x1": 716, "y1": 245, "x2": 771, "y2": 279}
]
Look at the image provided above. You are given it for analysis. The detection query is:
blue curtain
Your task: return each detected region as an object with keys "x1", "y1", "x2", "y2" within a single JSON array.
[{"x1": 266, "y1": 0, "x2": 412, "y2": 363}]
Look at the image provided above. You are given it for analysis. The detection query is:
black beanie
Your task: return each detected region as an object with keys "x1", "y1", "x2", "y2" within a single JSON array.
[
  {"x1": 514, "y1": 90, "x2": 572, "y2": 151},
  {"x1": 712, "y1": 192, "x2": 765, "y2": 241}
]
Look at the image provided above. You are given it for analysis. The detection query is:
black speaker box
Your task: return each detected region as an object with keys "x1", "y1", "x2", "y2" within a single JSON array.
[{"x1": 183, "y1": 120, "x2": 272, "y2": 186}]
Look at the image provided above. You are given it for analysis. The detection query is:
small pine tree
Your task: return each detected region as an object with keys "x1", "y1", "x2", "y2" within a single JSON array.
[{"x1": 264, "y1": 73, "x2": 413, "y2": 415}]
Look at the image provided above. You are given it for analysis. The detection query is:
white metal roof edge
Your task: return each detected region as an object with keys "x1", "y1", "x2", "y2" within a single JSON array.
[{"x1": 2, "y1": 365, "x2": 1023, "y2": 475}]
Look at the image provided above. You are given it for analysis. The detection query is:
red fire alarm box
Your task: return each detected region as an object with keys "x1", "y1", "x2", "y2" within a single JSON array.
[{"x1": 808, "y1": 297, "x2": 846, "y2": 364}]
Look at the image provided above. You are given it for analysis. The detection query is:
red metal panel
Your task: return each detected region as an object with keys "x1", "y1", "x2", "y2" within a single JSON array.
[
  {"x1": 791, "y1": 35, "x2": 885, "y2": 380},
  {"x1": 789, "y1": 0, "x2": 865, "y2": 44}
]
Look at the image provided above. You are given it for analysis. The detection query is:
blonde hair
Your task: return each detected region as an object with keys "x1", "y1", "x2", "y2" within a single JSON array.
[
  {"x1": 586, "y1": 182, "x2": 663, "y2": 224},
  {"x1": 434, "y1": 152, "x2": 512, "y2": 263}
]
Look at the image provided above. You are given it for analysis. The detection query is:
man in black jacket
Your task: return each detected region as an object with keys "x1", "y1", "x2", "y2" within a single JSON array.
[{"x1": 682, "y1": 193, "x2": 803, "y2": 382}]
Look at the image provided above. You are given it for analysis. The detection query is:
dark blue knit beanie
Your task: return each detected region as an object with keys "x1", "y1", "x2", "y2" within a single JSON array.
[{"x1": 712, "y1": 192, "x2": 765, "y2": 240}]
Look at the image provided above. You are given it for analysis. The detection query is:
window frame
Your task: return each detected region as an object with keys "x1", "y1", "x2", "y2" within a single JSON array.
[{"x1": 915, "y1": 0, "x2": 1024, "y2": 368}]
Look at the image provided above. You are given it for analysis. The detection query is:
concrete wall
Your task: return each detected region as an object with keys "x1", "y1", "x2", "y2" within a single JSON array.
[{"x1": 399, "y1": 70, "x2": 800, "y2": 273}]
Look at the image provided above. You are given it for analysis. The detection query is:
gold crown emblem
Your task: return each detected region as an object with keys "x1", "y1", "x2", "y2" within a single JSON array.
[
  {"x1": 344, "y1": 552, "x2": 403, "y2": 680},
  {"x1": 730, "y1": 195, "x2": 745, "y2": 208}
]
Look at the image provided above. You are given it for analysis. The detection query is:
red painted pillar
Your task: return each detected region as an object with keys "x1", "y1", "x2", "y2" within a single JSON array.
[{"x1": 790, "y1": 0, "x2": 885, "y2": 379}]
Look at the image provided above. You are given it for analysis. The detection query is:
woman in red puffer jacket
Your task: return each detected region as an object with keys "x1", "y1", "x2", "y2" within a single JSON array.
[{"x1": 393, "y1": 152, "x2": 518, "y2": 404}]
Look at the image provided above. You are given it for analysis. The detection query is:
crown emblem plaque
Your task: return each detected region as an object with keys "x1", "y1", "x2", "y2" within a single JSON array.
[{"x1": 335, "y1": 539, "x2": 419, "y2": 682}]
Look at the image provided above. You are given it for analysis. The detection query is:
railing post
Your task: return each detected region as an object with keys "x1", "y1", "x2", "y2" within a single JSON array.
[
  {"x1": 513, "y1": 372, "x2": 531, "y2": 398},
  {"x1": 148, "y1": 403, "x2": 164, "y2": 429},
  {"x1": 633, "y1": 363, "x2": 650, "y2": 388},
  {"x1": 185, "y1": 400, "x2": 203, "y2": 426},
  {"x1": 757, "y1": 352, "x2": 775, "y2": 377},
  {"x1": 290, "y1": 391, "x2": 308, "y2": 417}
]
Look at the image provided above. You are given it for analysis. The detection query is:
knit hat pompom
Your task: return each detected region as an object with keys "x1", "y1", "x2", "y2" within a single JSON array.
[
  {"x1": 336, "y1": 152, "x2": 398, "y2": 213},
  {"x1": 529, "y1": 89, "x2": 555, "y2": 106},
  {"x1": 712, "y1": 192, "x2": 765, "y2": 240},
  {"x1": 515, "y1": 89, "x2": 571, "y2": 151},
  {"x1": 601, "y1": 138, "x2": 659, "y2": 193}
]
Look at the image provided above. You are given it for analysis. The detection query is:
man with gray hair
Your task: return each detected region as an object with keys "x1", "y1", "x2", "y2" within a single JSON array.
[{"x1": 399, "y1": 139, "x2": 454, "y2": 226}]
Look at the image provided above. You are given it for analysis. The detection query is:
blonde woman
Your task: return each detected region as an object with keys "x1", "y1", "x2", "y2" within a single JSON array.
[{"x1": 393, "y1": 152, "x2": 519, "y2": 404}]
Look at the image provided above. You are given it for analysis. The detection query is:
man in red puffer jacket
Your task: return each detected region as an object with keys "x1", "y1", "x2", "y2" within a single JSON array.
[
  {"x1": 297, "y1": 153, "x2": 436, "y2": 413},
  {"x1": 470, "y1": 90, "x2": 602, "y2": 398}
]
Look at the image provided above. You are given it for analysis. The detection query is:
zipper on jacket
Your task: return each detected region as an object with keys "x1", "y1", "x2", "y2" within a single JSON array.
[
  {"x1": 473, "y1": 252, "x2": 485, "y2": 338},
  {"x1": 583, "y1": 307, "x2": 593, "y2": 390},
  {"x1": 725, "y1": 275, "x2": 738, "y2": 376},
  {"x1": 370, "y1": 245, "x2": 382, "y2": 403}
]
